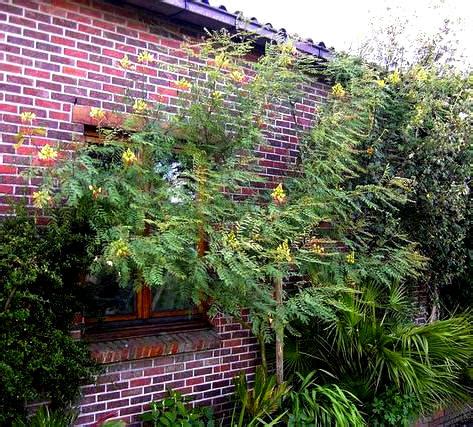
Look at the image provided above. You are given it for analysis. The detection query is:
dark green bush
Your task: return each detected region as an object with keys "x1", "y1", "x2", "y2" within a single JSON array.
[{"x1": 0, "y1": 207, "x2": 98, "y2": 424}]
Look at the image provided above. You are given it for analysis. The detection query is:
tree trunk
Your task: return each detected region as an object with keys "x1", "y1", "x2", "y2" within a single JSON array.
[
  {"x1": 274, "y1": 276, "x2": 284, "y2": 384},
  {"x1": 258, "y1": 333, "x2": 268, "y2": 372}
]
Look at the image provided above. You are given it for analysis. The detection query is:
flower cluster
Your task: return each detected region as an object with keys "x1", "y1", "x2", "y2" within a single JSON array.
[
  {"x1": 20, "y1": 111, "x2": 36, "y2": 123},
  {"x1": 137, "y1": 50, "x2": 155, "y2": 65},
  {"x1": 118, "y1": 54, "x2": 135, "y2": 70},
  {"x1": 414, "y1": 67, "x2": 428, "y2": 82},
  {"x1": 32, "y1": 189, "x2": 51, "y2": 209},
  {"x1": 132, "y1": 99, "x2": 148, "y2": 114},
  {"x1": 122, "y1": 148, "x2": 138, "y2": 166},
  {"x1": 214, "y1": 53, "x2": 230, "y2": 69},
  {"x1": 366, "y1": 146, "x2": 375, "y2": 156},
  {"x1": 275, "y1": 240, "x2": 292, "y2": 263},
  {"x1": 346, "y1": 251, "x2": 355, "y2": 264},
  {"x1": 211, "y1": 91, "x2": 223, "y2": 102},
  {"x1": 331, "y1": 83, "x2": 346, "y2": 98},
  {"x1": 387, "y1": 70, "x2": 401, "y2": 85},
  {"x1": 175, "y1": 78, "x2": 191, "y2": 91},
  {"x1": 88, "y1": 185, "x2": 102, "y2": 199},
  {"x1": 111, "y1": 239, "x2": 130, "y2": 258},
  {"x1": 38, "y1": 144, "x2": 58, "y2": 161},
  {"x1": 271, "y1": 183, "x2": 286, "y2": 204},
  {"x1": 312, "y1": 244, "x2": 325, "y2": 255},
  {"x1": 229, "y1": 70, "x2": 245, "y2": 84},
  {"x1": 375, "y1": 79, "x2": 385, "y2": 88},
  {"x1": 89, "y1": 107, "x2": 106, "y2": 121}
]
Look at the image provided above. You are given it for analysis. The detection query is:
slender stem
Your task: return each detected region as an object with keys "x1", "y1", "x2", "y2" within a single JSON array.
[
  {"x1": 258, "y1": 332, "x2": 268, "y2": 372},
  {"x1": 274, "y1": 276, "x2": 284, "y2": 385}
]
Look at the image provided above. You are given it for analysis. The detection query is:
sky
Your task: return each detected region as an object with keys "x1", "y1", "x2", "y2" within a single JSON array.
[{"x1": 220, "y1": 0, "x2": 472, "y2": 65}]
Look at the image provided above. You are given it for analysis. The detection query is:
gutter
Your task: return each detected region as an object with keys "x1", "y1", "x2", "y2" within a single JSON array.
[{"x1": 122, "y1": 0, "x2": 332, "y2": 60}]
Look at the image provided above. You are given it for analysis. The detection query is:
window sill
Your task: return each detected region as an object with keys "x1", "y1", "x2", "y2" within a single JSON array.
[{"x1": 87, "y1": 328, "x2": 221, "y2": 364}]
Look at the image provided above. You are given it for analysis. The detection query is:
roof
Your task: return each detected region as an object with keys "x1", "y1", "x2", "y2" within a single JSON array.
[{"x1": 123, "y1": 0, "x2": 332, "y2": 59}]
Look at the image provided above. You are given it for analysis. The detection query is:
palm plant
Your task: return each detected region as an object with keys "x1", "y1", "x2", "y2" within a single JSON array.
[{"x1": 287, "y1": 282, "x2": 473, "y2": 422}]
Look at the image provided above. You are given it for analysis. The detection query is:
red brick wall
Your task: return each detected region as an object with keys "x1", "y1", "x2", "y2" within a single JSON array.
[
  {"x1": 0, "y1": 0, "x2": 326, "y2": 425},
  {"x1": 0, "y1": 0, "x2": 327, "y2": 211},
  {"x1": 77, "y1": 315, "x2": 258, "y2": 426}
]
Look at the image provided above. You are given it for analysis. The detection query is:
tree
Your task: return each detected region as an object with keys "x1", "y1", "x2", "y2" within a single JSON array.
[
  {"x1": 355, "y1": 15, "x2": 472, "y2": 318},
  {"x1": 25, "y1": 31, "x2": 424, "y2": 386}
]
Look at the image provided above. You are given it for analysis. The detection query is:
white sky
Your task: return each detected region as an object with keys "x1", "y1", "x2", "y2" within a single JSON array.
[{"x1": 220, "y1": 0, "x2": 472, "y2": 64}]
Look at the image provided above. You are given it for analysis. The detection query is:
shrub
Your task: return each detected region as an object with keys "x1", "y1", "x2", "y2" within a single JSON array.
[
  {"x1": 0, "y1": 207, "x2": 98, "y2": 424},
  {"x1": 140, "y1": 390, "x2": 214, "y2": 426}
]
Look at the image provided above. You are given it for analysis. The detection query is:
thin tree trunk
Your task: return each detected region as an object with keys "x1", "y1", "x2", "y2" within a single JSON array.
[
  {"x1": 274, "y1": 276, "x2": 284, "y2": 384},
  {"x1": 258, "y1": 333, "x2": 268, "y2": 372}
]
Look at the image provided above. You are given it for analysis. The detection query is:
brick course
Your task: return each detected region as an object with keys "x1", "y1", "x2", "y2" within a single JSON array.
[{"x1": 0, "y1": 0, "x2": 327, "y2": 424}]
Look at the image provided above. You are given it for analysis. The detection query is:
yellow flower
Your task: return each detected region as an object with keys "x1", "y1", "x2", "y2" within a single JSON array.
[
  {"x1": 413, "y1": 104, "x2": 426, "y2": 125},
  {"x1": 271, "y1": 183, "x2": 286, "y2": 204},
  {"x1": 275, "y1": 240, "x2": 292, "y2": 263},
  {"x1": 211, "y1": 91, "x2": 223, "y2": 102},
  {"x1": 89, "y1": 107, "x2": 106, "y2": 121},
  {"x1": 346, "y1": 251, "x2": 355, "y2": 264},
  {"x1": 88, "y1": 184, "x2": 102, "y2": 199},
  {"x1": 414, "y1": 67, "x2": 428, "y2": 82},
  {"x1": 331, "y1": 83, "x2": 346, "y2": 98},
  {"x1": 175, "y1": 78, "x2": 191, "y2": 91},
  {"x1": 387, "y1": 70, "x2": 401, "y2": 85},
  {"x1": 280, "y1": 41, "x2": 296, "y2": 55},
  {"x1": 32, "y1": 189, "x2": 51, "y2": 209},
  {"x1": 229, "y1": 70, "x2": 245, "y2": 84},
  {"x1": 214, "y1": 53, "x2": 230, "y2": 69},
  {"x1": 20, "y1": 111, "x2": 36, "y2": 123},
  {"x1": 111, "y1": 239, "x2": 130, "y2": 258},
  {"x1": 38, "y1": 144, "x2": 58, "y2": 161},
  {"x1": 255, "y1": 116, "x2": 265, "y2": 129},
  {"x1": 137, "y1": 50, "x2": 155, "y2": 64},
  {"x1": 224, "y1": 230, "x2": 240, "y2": 249},
  {"x1": 132, "y1": 99, "x2": 148, "y2": 114},
  {"x1": 375, "y1": 79, "x2": 385, "y2": 88},
  {"x1": 122, "y1": 148, "x2": 137, "y2": 166},
  {"x1": 366, "y1": 147, "x2": 375, "y2": 156},
  {"x1": 312, "y1": 244, "x2": 325, "y2": 255},
  {"x1": 118, "y1": 54, "x2": 135, "y2": 70}
]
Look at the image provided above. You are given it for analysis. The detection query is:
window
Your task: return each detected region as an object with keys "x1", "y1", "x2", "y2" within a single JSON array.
[{"x1": 81, "y1": 125, "x2": 207, "y2": 340}]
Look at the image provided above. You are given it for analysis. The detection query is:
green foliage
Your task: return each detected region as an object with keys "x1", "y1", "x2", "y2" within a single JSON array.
[
  {"x1": 231, "y1": 368, "x2": 363, "y2": 426},
  {"x1": 140, "y1": 390, "x2": 214, "y2": 427},
  {"x1": 370, "y1": 388, "x2": 420, "y2": 427},
  {"x1": 287, "y1": 282, "x2": 473, "y2": 422},
  {"x1": 0, "y1": 208, "x2": 98, "y2": 424},
  {"x1": 231, "y1": 366, "x2": 289, "y2": 426},
  {"x1": 12, "y1": 407, "x2": 76, "y2": 427},
  {"x1": 286, "y1": 372, "x2": 364, "y2": 427},
  {"x1": 327, "y1": 49, "x2": 472, "y2": 314}
]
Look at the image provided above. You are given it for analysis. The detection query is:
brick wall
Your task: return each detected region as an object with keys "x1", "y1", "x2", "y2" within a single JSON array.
[
  {"x1": 77, "y1": 315, "x2": 258, "y2": 426},
  {"x1": 0, "y1": 0, "x2": 327, "y2": 212},
  {"x1": 0, "y1": 0, "x2": 326, "y2": 425}
]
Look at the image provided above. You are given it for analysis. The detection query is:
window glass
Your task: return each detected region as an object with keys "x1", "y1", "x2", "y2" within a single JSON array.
[
  {"x1": 84, "y1": 271, "x2": 136, "y2": 317},
  {"x1": 151, "y1": 277, "x2": 193, "y2": 312}
]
